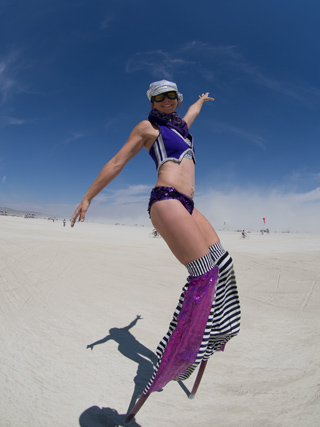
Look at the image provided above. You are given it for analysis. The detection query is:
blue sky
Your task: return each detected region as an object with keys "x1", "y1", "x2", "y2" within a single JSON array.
[{"x1": 1, "y1": 0, "x2": 320, "y2": 232}]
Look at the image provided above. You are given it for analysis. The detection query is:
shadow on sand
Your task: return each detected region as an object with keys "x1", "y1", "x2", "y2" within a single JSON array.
[
  {"x1": 79, "y1": 315, "x2": 158, "y2": 426},
  {"x1": 79, "y1": 406, "x2": 141, "y2": 427}
]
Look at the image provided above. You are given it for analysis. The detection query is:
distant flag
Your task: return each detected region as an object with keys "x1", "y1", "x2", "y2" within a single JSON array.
[{"x1": 263, "y1": 217, "x2": 266, "y2": 224}]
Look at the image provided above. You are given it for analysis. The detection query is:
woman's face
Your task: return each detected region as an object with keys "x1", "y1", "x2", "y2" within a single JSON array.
[{"x1": 151, "y1": 92, "x2": 178, "y2": 114}]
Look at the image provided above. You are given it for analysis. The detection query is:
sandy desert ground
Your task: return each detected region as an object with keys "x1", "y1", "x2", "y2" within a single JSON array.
[{"x1": 1, "y1": 215, "x2": 320, "y2": 426}]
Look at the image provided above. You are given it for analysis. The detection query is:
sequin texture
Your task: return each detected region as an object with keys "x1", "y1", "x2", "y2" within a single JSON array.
[
  {"x1": 148, "y1": 186, "x2": 194, "y2": 217},
  {"x1": 145, "y1": 266, "x2": 219, "y2": 394}
]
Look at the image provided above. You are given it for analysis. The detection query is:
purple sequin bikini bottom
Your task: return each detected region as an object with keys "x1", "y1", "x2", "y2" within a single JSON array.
[{"x1": 148, "y1": 186, "x2": 194, "y2": 217}]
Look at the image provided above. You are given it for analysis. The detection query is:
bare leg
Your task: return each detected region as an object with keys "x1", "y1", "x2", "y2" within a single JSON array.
[
  {"x1": 150, "y1": 199, "x2": 212, "y2": 264},
  {"x1": 192, "y1": 208, "x2": 220, "y2": 247}
]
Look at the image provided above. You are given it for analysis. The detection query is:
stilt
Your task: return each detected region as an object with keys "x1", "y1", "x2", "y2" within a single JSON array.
[
  {"x1": 125, "y1": 392, "x2": 150, "y2": 424},
  {"x1": 189, "y1": 360, "x2": 208, "y2": 399}
]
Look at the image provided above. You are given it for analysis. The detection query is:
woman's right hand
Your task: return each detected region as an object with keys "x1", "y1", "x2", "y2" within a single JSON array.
[{"x1": 71, "y1": 198, "x2": 91, "y2": 227}]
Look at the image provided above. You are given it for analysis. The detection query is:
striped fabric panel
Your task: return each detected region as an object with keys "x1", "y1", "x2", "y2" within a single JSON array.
[
  {"x1": 144, "y1": 254, "x2": 214, "y2": 393},
  {"x1": 175, "y1": 252, "x2": 241, "y2": 381},
  {"x1": 144, "y1": 251, "x2": 240, "y2": 391}
]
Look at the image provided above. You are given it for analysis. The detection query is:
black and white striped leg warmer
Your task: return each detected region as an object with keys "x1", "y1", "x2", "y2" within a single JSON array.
[
  {"x1": 202, "y1": 241, "x2": 241, "y2": 360},
  {"x1": 175, "y1": 242, "x2": 241, "y2": 381},
  {"x1": 185, "y1": 252, "x2": 214, "y2": 276},
  {"x1": 144, "y1": 253, "x2": 215, "y2": 393}
]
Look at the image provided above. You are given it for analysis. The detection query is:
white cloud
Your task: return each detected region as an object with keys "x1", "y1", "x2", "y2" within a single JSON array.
[
  {"x1": 311, "y1": 172, "x2": 320, "y2": 183},
  {"x1": 100, "y1": 13, "x2": 115, "y2": 29},
  {"x1": 90, "y1": 185, "x2": 151, "y2": 224},
  {"x1": 0, "y1": 115, "x2": 32, "y2": 128},
  {"x1": 2, "y1": 176, "x2": 6, "y2": 184},
  {"x1": 126, "y1": 50, "x2": 195, "y2": 80},
  {"x1": 65, "y1": 132, "x2": 86, "y2": 144},
  {"x1": 195, "y1": 186, "x2": 320, "y2": 233},
  {"x1": 209, "y1": 121, "x2": 267, "y2": 150},
  {"x1": 73, "y1": 185, "x2": 320, "y2": 232},
  {"x1": 0, "y1": 51, "x2": 21, "y2": 105},
  {"x1": 2, "y1": 185, "x2": 320, "y2": 233},
  {"x1": 70, "y1": 185, "x2": 320, "y2": 232},
  {"x1": 126, "y1": 42, "x2": 320, "y2": 107}
]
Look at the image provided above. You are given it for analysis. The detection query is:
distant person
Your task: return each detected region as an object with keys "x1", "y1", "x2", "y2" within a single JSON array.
[
  {"x1": 71, "y1": 80, "x2": 241, "y2": 419},
  {"x1": 63, "y1": 219, "x2": 66, "y2": 227}
]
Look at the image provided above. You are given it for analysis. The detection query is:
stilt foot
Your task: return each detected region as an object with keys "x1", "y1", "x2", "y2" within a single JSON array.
[{"x1": 189, "y1": 360, "x2": 208, "y2": 399}]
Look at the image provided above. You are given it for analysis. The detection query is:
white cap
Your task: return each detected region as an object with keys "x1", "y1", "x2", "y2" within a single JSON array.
[{"x1": 146, "y1": 80, "x2": 183, "y2": 103}]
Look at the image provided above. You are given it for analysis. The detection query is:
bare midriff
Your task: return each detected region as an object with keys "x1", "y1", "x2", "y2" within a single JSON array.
[{"x1": 155, "y1": 158, "x2": 195, "y2": 199}]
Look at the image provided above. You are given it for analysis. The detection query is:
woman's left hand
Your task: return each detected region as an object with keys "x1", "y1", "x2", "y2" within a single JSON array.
[{"x1": 199, "y1": 92, "x2": 214, "y2": 102}]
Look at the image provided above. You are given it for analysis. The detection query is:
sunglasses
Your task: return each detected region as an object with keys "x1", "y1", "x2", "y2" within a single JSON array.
[{"x1": 151, "y1": 91, "x2": 178, "y2": 102}]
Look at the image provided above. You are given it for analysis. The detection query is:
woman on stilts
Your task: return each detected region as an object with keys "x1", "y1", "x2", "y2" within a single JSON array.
[{"x1": 71, "y1": 80, "x2": 241, "y2": 423}]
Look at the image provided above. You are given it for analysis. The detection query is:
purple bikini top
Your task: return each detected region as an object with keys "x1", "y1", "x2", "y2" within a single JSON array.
[{"x1": 149, "y1": 124, "x2": 196, "y2": 173}]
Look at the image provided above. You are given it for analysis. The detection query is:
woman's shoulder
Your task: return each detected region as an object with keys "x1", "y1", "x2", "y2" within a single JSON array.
[
  {"x1": 134, "y1": 120, "x2": 159, "y2": 136},
  {"x1": 136, "y1": 119, "x2": 153, "y2": 129}
]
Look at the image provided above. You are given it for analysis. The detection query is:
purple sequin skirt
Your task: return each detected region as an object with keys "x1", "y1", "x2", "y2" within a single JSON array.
[{"x1": 148, "y1": 186, "x2": 194, "y2": 217}]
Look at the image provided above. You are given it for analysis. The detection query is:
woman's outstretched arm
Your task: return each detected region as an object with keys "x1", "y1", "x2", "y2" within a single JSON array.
[
  {"x1": 183, "y1": 92, "x2": 214, "y2": 128},
  {"x1": 71, "y1": 120, "x2": 153, "y2": 227}
]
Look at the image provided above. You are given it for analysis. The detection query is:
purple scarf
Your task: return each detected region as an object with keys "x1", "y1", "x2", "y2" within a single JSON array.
[{"x1": 148, "y1": 109, "x2": 189, "y2": 138}]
